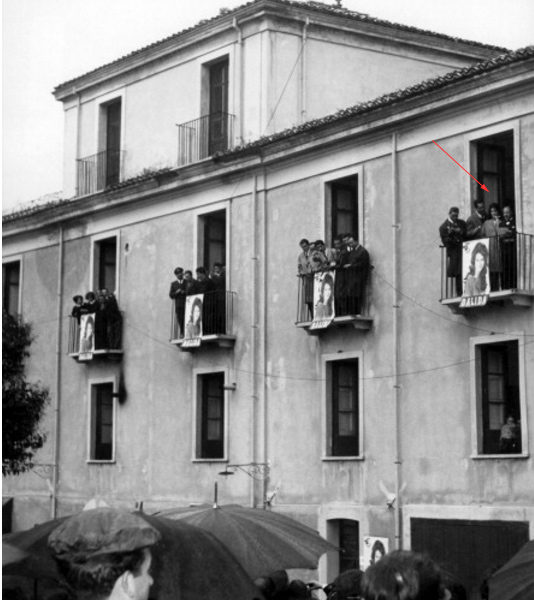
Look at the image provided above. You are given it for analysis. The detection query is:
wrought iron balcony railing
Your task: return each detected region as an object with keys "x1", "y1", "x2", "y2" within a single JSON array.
[
  {"x1": 170, "y1": 290, "x2": 236, "y2": 350},
  {"x1": 76, "y1": 149, "x2": 124, "y2": 196},
  {"x1": 176, "y1": 112, "x2": 235, "y2": 166},
  {"x1": 296, "y1": 267, "x2": 372, "y2": 332},
  {"x1": 440, "y1": 232, "x2": 534, "y2": 308},
  {"x1": 68, "y1": 313, "x2": 123, "y2": 360}
]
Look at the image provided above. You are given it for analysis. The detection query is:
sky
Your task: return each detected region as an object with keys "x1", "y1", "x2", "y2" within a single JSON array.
[{"x1": 2, "y1": 0, "x2": 533, "y2": 213}]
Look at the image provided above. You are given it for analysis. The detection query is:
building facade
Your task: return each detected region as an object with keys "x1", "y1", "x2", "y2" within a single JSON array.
[{"x1": 3, "y1": 1, "x2": 533, "y2": 597}]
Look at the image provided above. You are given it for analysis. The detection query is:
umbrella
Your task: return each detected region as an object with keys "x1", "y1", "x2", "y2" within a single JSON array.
[
  {"x1": 488, "y1": 540, "x2": 534, "y2": 600},
  {"x1": 157, "y1": 504, "x2": 337, "y2": 579},
  {"x1": 3, "y1": 511, "x2": 263, "y2": 600}
]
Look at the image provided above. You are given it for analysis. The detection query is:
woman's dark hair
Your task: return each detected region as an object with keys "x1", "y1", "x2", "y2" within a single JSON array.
[
  {"x1": 56, "y1": 549, "x2": 146, "y2": 600},
  {"x1": 468, "y1": 242, "x2": 489, "y2": 290},
  {"x1": 488, "y1": 202, "x2": 501, "y2": 216},
  {"x1": 319, "y1": 274, "x2": 334, "y2": 307},
  {"x1": 72, "y1": 295, "x2": 83, "y2": 304},
  {"x1": 361, "y1": 550, "x2": 448, "y2": 600},
  {"x1": 371, "y1": 540, "x2": 387, "y2": 564},
  {"x1": 85, "y1": 292, "x2": 96, "y2": 301},
  {"x1": 189, "y1": 298, "x2": 202, "y2": 323}
]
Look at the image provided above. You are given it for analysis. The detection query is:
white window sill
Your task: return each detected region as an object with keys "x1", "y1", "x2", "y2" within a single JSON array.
[
  {"x1": 86, "y1": 460, "x2": 116, "y2": 464},
  {"x1": 470, "y1": 453, "x2": 529, "y2": 460},
  {"x1": 191, "y1": 458, "x2": 228, "y2": 463},
  {"x1": 321, "y1": 455, "x2": 364, "y2": 462}
]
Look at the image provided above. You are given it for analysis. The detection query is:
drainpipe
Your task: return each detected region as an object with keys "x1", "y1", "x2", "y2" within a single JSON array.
[
  {"x1": 74, "y1": 93, "x2": 82, "y2": 197},
  {"x1": 250, "y1": 174, "x2": 259, "y2": 508},
  {"x1": 300, "y1": 17, "x2": 310, "y2": 123},
  {"x1": 391, "y1": 133, "x2": 402, "y2": 549},
  {"x1": 232, "y1": 18, "x2": 243, "y2": 144},
  {"x1": 51, "y1": 225, "x2": 64, "y2": 518},
  {"x1": 261, "y1": 168, "x2": 270, "y2": 509}
]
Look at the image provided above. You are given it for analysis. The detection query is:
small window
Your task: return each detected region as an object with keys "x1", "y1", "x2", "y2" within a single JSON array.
[
  {"x1": 90, "y1": 383, "x2": 115, "y2": 461},
  {"x1": 473, "y1": 130, "x2": 514, "y2": 213},
  {"x1": 2, "y1": 260, "x2": 21, "y2": 317},
  {"x1": 197, "y1": 372, "x2": 225, "y2": 459},
  {"x1": 328, "y1": 176, "x2": 358, "y2": 244},
  {"x1": 199, "y1": 210, "x2": 226, "y2": 272},
  {"x1": 93, "y1": 236, "x2": 117, "y2": 292},
  {"x1": 327, "y1": 358, "x2": 360, "y2": 457},
  {"x1": 476, "y1": 340, "x2": 521, "y2": 455}
]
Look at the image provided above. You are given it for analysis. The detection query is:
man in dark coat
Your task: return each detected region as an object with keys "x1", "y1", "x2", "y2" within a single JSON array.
[
  {"x1": 439, "y1": 206, "x2": 467, "y2": 296},
  {"x1": 193, "y1": 267, "x2": 216, "y2": 334},
  {"x1": 466, "y1": 199, "x2": 487, "y2": 239},
  {"x1": 210, "y1": 262, "x2": 226, "y2": 334},
  {"x1": 339, "y1": 233, "x2": 370, "y2": 315},
  {"x1": 169, "y1": 267, "x2": 187, "y2": 336}
]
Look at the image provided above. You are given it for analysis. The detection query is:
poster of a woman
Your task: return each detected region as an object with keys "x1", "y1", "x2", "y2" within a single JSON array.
[
  {"x1": 183, "y1": 294, "x2": 203, "y2": 347},
  {"x1": 460, "y1": 239, "x2": 491, "y2": 307},
  {"x1": 79, "y1": 314, "x2": 95, "y2": 360},
  {"x1": 310, "y1": 271, "x2": 336, "y2": 329}
]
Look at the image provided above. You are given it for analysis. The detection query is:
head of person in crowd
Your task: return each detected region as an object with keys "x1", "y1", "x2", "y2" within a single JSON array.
[
  {"x1": 196, "y1": 266, "x2": 207, "y2": 281},
  {"x1": 184, "y1": 270, "x2": 193, "y2": 282},
  {"x1": 448, "y1": 206, "x2": 460, "y2": 223},
  {"x1": 85, "y1": 291, "x2": 97, "y2": 304},
  {"x1": 342, "y1": 233, "x2": 353, "y2": 248},
  {"x1": 361, "y1": 550, "x2": 451, "y2": 600},
  {"x1": 488, "y1": 202, "x2": 501, "y2": 221},
  {"x1": 474, "y1": 199, "x2": 486, "y2": 218},
  {"x1": 73, "y1": 295, "x2": 84, "y2": 307},
  {"x1": 48, "y1": 509, "x2": 160, "y2": 600},
  {"x1": 333, "y1": 235, "x2": 343, "y2": 252},
  {"x1": 299, "y1": 238, "x2": 310, "y2": 254},
  {"x1": 314, "y1": 240, "x2": 326, "y2": 252},
  {"x1": 287, "y1": 579, "x2": 311, "y2": 599},
  {"x1": 212, "y1": 262, "x2": 224, "y2": 277},
  {"x1": 174, "y1": 267, "x2": 184, "y2": 280},
  {"x1": 502, "y1": 204, "x2": 514, "y2": 221},
  {"x1": 325, "y1": 568, "x2": 363, "y2": 600}
]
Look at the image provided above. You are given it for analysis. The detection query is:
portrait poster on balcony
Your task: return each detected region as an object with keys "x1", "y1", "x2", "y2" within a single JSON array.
[
  {"x1": 78, "y1": 313, "x2": 95, "y2": 361},
  {"x1": 460, "y1": 238, "x2": 490, "y2": 308},
  {"x1": 310, "y1": 271, "x2": 335, "y2": 329},
  {"x1": 362, "y1": 536, "x2": 389, "y2": 568},
  {"x1": 182, "y1": 293, "x2": 203, "y2": 347}
]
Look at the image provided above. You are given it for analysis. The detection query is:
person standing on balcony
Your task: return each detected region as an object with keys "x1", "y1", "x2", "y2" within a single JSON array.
[
  {"x1": 184, "y1": 270, "x2": 196, "y2": 295},
  {"x1": 169, "y1": 267, "x2": 187, "y2": 336},
  {"x1": 297, "y1": 239, "x2": 313, "y2": 318},
  {"x1": 481, "y1": 203, "x2": 509, "y2": 291},
  {"x1": 501, "y1": 204, "x2": 517, "y2": 289},
  {"x1": 193, "y1": 267, "x2": 215, "y2": 334},
  {"x1": 439, "y1": 206, "x2": 467, "y2": 297},
  {"x1": 340, "y1": 233, "x2": 370, "y2": 315},
  {"x1": 210, "y1": 262, "x2": 226, "y2": 334},
  {"x1": 466, "y1": 199, "x2": 487, "y2": 239}
]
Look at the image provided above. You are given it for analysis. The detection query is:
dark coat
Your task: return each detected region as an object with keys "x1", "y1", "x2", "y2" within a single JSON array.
[{"x1": 439, "y1": 218, "x2": 467, "y2": 277}]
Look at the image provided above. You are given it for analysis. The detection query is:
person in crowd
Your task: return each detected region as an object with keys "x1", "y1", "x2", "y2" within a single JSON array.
[
  {"x1": 310, "y1": 240, "x2": 330, "y2": 272},
  {"x1": 210, "y1": 262, "x2": 226, "y2": 333},
  {"x1": 48, "y1": 508, "x2": 160, "y2": 600},
  {"x1": 169, "y1": 267, "x2": 187, "y2": 336},
  {"x1": 83, "y1": 291, "x2": 98, "y2": 313},
  {"x1": 101, "y1": 288, "x2": 122, "y2": 349},
  {"x1": 184, "y1": 270, "x2": 196, "y2": 295},
  {"x1": 500, "y1": 204, "x2": 517, "y2": 289},
  {"x1": 71, "y1": 295, "x2": 85, "y2": 324},
  {"x1": 192, "y1": 267, "x2": 215, "y2": 334},
  {"x1": 330, "y1": 235, "x2": 344, "y2": 267},
  {"x1": 361, "y1": 550, "x2": 451, "y2": 600},
  {"x1": 314, "y1": 273, "x2": 335, "y2": 319},
  {"x1": 500, "y1": 415, "x2": 521, "y2": 453},
  {"x1": 439, "y1": 207, "x2": 467, "y2": 296},
  {"x1": 80, "y1": 315, "x2": 95, "y2": 353},
  {"x1": 185, "y1": 297, "x2": 203, "y2": 339},
  {"x1": 481, "y1": 202, "x2": 509, "y2": 290},
  {"x1": 466, "y1": 199, "x2": 487, "y2": 239},
  {"x1": 298, "y1": 239, "x2": 314, "y2": 318},
  {"x1": 463, "y1": 242, "x2": 490, "y2": 296},
  {"x1": 325, "y1": 569, "x2": 363, "y2": 600},
  {"x1": 287, "y1": 580, "x2": 312, "y2": 599},
  {"x1": 339, "y1": 233, "x2": 370, "y2": 315}
]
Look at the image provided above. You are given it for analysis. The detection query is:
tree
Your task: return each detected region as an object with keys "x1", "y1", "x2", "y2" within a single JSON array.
[{"x1": 3, "y1": 310, "x2": 49, "y2": 476}]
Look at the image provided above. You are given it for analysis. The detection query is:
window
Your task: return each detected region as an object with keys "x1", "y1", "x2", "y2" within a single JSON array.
[
  {"x1": 473, "y1": 130, "x2": 514, "y2": 213},
  {"x1": 100, "y1": 99, "x2": 122, "y2": 187},
  {"x1": 476, "y1": 340, "x2": 521, "y2": 455},
  {"x1": 207, "y1": 58, "x2": 229, "y2": 155},
  {"x1": 200, "y1": 210, "x2": 226, "y2": 271},
  {"x1": 197, "y1": 372, "x2": 225, "y2": 459},
  {"x1": 338, "y1": 519, "x2": 360, "y2": 572},
  {"x1": 2, "y1": 260, "x2": 21, "y2": 316},
  {"x1": 93, "y1": 236, "x2": 118, "y2": 292},
  {"x1": 89, "y1": 383, "x2": 115, "y2": 461},
  {"x1": 328, "y1": 176, "x2": 358, "y2": 243},
  {"x1": 326, "y1": 358, "x2": 360, "y2": 457}
]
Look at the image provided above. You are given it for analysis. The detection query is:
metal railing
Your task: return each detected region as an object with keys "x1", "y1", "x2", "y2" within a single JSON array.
[
  {"x1": 176, "y1": 112, "x2": 235, "y2": 166},
  {"x1": 296, "y1": 268, "x2": 371, "y2": 324},
  {"x1": 170, "y1": 290, "x2": 236, "y2": 341},
  {"x1": 76, "y1": 150, "x2": 124, "y2": 196},
  {"x1": 67, "y1": 312, "x2": 123, "y2": 355},
  {"x1": 440, "y1": 232, "x2": 533, "y2": 301}
]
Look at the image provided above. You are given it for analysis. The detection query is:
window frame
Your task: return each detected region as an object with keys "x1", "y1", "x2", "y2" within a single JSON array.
[
  {"x1": 2, "y1": 256, "x2": 23, "y2": 317},
  {"x1": 469, "y1": 333, "x2": 528, "y2": 459},
  {"x1": 193, "y1": 202, "x2": 230, "y2": 288},
  {"x1": 192, "y1": 366, "x2": 229, "y2": 462},
  {"x1": 322, "y1": 351, "x2": 364, "y2": 461},
  {"x1": 87, "y1": 376, "x2": 118, "y2": 464},
  {"x1": 90, "y1": 230, "x2": 121, "y2": 299}
]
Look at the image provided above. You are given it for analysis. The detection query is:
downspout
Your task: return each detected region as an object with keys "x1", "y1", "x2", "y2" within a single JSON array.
[
  {"x1": 250, "y1": 174, "x2": 259, "y2": 508},
  {"x1": 74, "y1": 92, "x2": 82, "y2": 197},
  {"x1": 232, "y1": 18, "x2": 244, "y2": 145},
  {"x1": 51, "y1": 224, "x2": 64, "y2": 518},
  {"x1": 300, "y1": 17, "x2": 310, "y2": 123},
  {"x1": 261, "y1": 167, "x2": 270, "y2": 509},
  {"x1": 391, "y1": 133, "x2": 402, "y2": 549}
]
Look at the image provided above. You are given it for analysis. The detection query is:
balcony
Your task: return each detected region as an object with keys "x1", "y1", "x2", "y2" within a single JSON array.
[
  {"x1": 170, "y1": 290, "x2": 236, "y2": 352},
  {"x1": 440, "y1": 232, "x2": 534, "y2": 313},
  {"x1": 176, "y1": 112, "x2": 235, "y2": 166},
  {"x1": 67, "y1": 314, "x2": 123, "y2": 361},
  {"x1": 295, "y1": 268, "x2": 373, "y2": 334},
  {"x1": 76, "y1": 149, "x2": 124, "y2": 196}
]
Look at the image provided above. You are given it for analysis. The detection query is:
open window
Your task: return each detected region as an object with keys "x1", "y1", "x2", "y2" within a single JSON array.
[
  {"x1": 88, "y1": 381, "x2": 115, "y2": 462},
  {"x1": 99, "y1": 98, "x2": 122, "y2": 188},
  {"x1": 198, "y1": 209, "x2": 226, "y2": 272},
  {"x1": 92, "y1": 235, "x2": 118, "y2": 293},
  {"x1": 326, "y1": 175, "x2": 359, "y2": 244},
  {"x1": 195, "y1": 371, "x2": 226, "y2": 460},
  {"x1": 2, "y1": 259, "x2": 21, "y2": 317}
]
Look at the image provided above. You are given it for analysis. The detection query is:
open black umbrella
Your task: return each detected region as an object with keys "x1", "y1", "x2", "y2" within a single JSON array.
[
  {"x1": 158, "y1": 504, "x2": 337, "y2": 579},
  {"x1": 3, "y1": 510, "x2": 262, "y2": 600},
  {"x1": 488, "y1": 540, "x2": 534, "y2": 600}
]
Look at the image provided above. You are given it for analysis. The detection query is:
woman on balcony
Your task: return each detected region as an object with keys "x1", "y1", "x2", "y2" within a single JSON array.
[{"x1": 481, "y1": 203, "x2": 509, "y2": 290}]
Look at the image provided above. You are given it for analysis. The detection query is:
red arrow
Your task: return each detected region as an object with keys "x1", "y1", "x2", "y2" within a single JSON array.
[{"x1": 432, "y1": 140, "x2": 489, "y2": 192}]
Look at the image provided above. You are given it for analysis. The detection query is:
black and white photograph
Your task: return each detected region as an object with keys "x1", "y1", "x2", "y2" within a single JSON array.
[{"x1": 3, "y1": 1, "x2": 533, "y2": 599}]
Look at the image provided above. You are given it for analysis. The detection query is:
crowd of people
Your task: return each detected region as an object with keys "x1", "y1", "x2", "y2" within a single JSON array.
[
  {"x1": 297, "y1": 234, "x2": 371, "y2": 318},
  {"x1": 439, "y1": 201, "x2": 517, "y2": 297},
  {"x1": 169, "y1": 263, "x2": 226, "y2": 338},
  {"x1": 70, "y1": 289, "x2": 122, "y2": 350}
]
